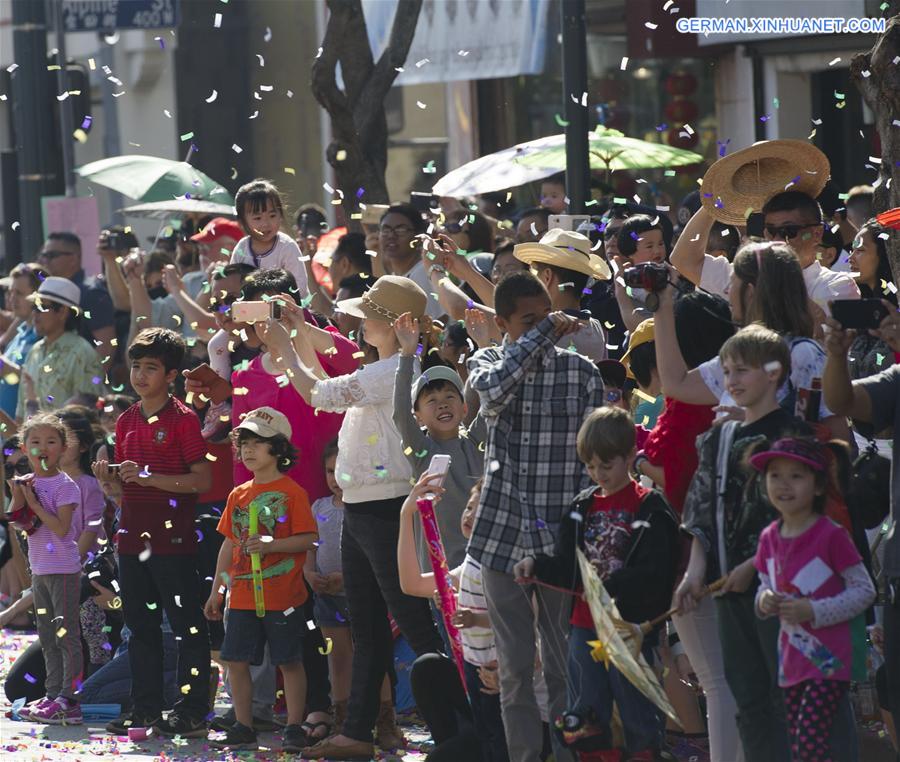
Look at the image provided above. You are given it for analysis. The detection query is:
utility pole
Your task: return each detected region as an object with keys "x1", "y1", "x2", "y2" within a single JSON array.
[
  {"x1": 11, "y1": 0, "x2": 61, "y2": 259},
  {"x1": 52, "y1": 0, "x2": 76, "y2": 197},
  {"x1": 560, "y1": 0, "x2": 590, "y2": 214}
]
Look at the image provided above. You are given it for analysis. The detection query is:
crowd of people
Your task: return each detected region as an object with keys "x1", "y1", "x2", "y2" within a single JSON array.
[{"x1": 0, "y1": 140, "x2": 897, "y2": 762}]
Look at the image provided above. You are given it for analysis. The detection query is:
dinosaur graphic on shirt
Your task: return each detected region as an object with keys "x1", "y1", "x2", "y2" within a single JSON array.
[{"x1": 231, "y1": 491, "x2": 295, "y2": 582}]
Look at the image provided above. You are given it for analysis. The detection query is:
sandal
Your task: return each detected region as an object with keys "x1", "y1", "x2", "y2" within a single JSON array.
[{"x1": 300, "y1": 718, "x2": 334, "y2": 743}]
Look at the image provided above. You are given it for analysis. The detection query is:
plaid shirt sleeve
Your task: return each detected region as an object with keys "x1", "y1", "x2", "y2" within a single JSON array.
[{"x1": 468, "y1": 318, "x2": 558, "y2": 416}]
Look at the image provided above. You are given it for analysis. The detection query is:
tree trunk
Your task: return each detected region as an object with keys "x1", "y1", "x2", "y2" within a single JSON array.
[
  {"x1": 311, "y1": 0, "x2": 423, "y2": 227},
  {"x1": 851, "y1": 6, "x2": 900, "y2": 284}
]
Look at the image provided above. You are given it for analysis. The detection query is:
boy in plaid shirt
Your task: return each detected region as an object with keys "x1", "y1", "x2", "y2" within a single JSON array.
[{"x1": 467, "y1": 271, "x2": 604, "y2": 762}]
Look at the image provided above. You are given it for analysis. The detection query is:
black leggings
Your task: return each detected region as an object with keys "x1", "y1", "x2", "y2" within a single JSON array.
[{"x1": 410, "y1": 653, "x2": 481, "y2": 762}]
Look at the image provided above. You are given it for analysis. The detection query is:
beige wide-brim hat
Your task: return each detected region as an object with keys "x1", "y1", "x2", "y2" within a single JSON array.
[
  {"x1": 514, "y1": 228, "x2": 611, "y2": 280},
  {"x1": 336, "y1": 274, "x2": 427, "y2": 322},
  {"x1": 700, "y1": 140, "x2": 830, "y2": 225}
]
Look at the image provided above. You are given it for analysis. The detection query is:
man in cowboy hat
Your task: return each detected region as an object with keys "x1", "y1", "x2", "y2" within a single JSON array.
[
  {"x1": 672, "y1": 140, "x2": 859, "y2": 316},
  {"x1": 514, "y1": 229, "x2": 611, "y2": 362}
]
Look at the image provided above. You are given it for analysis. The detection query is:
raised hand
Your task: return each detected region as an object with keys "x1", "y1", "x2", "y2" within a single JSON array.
[{"x1": 394, "y1": 312, "x2": 421, "y2": 357}]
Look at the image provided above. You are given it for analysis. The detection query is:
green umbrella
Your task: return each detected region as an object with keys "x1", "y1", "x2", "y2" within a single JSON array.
[
  {"x1": 432, "y1": 127, "x2": 703, "y2": 197},
  {"x1": 76, "y1": 154, "x2": 233, "y2": 204},
  {"x1": 518, "y1": 127, "x2": 704, "y2": 173}
]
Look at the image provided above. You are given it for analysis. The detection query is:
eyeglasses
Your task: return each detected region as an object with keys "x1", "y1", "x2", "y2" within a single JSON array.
[
  {"x1": 39, "y1": 250, "x2": 75, "y2": 260},
  {"x1": 442, "y1": 221, "x2": 464, "y2": 235},
  {"x1": 763, "y1": 223, "x2": 819, "y2": 241},
  {"x1": 380, "y1": 224, "x2": 414, "y2": 238}
]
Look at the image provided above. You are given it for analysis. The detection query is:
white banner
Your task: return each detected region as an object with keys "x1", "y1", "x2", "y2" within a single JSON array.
[{"x1": 362, "y1": 0, "x2": 550, "y2": 85}]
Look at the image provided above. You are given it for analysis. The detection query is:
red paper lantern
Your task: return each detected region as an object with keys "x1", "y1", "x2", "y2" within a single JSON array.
[
  {"x1": 664, "y1": 99, "x2": 699, "y2": 123},
  {"x1": 664, "y1": 71, "x2": 697, "y2": 97}
]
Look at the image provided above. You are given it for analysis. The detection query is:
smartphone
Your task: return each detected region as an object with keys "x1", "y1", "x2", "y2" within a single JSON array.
[
  {"x1": 183, "y1": 363, "x2": 233, "y2": 405},
  {"x1": 549, "y1": 214, "x2": 591, "y2": 232},
  {"x1": 425, "y1": 454, "x2": 452, "y2": 495},
  {"x1": 230, "y1": 300, "x2": 283, "y2": 323},
  {"x1": 410, "y1": 191, "x2": 437, "y2": 215},
  {"x1": 831, "y1": 298, "x2": 891, "y2": 330},
  {"x1": 107, "y1": 464, "x2": 121, "y2": 474}
]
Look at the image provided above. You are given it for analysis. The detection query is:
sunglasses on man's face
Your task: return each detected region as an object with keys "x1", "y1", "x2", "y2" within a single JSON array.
[
  {"x1": 442, "y1": 221, "x2": 464, "y2": 235},
  {"x1": 763, "y1": 223, "x2": 818, "y2": 241},
  {"x1": 39, "y1": 250, "x2": 76, "y2": 260}
]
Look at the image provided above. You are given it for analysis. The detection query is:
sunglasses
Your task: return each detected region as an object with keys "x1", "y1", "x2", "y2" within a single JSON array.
[
  {"x1": 764, "y1": 223, "x2": 818, "y2": 240},
  {"x1": 380, "y1": 224, "x2": 414, "y2": 237},
  {"x1": 442, "y1": 221, "x2": 464, "y2": 235},
  {"x1": 31, "y1": 301, "x2": 64, "y2": 313},
  {"x1": 39, "y1": 250, "x2": 76, "y2": 260}
]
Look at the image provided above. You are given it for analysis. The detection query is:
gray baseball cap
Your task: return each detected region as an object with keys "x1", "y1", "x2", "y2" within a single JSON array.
[{"x1": 412, "y1": 366, "x2": 465, "y2": 403}]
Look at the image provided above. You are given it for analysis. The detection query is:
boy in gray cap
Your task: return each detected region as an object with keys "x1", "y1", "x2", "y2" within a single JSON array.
[{"x1": 392, "y1": 313, "x2": 484, "y2": 571}]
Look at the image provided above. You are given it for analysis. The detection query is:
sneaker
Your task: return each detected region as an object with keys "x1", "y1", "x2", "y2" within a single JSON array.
[
  {"x1": 156, "y1": 711, "x2": 209, "y2": 738},
  {"x1": 19, "y1": 696, "x2": 54, "y2": 721},
  {"x1": 209, "y1": 720, "x2": 257, "y2": 751},
  {"x1": 106, "y1": 711, "x2": 162, "y2": 735},
  {"x1": 209, "y1": 709, "x2": 278, "y2": 733},
  {"x1": 29, "y1": 697, "x2": 82, "y2": 725},
  {"x1": 282, "y1": 723, "x2": 309, "y2": 754}
]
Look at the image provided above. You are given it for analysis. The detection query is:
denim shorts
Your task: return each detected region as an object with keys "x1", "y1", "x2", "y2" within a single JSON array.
[
  {"x1": 220, "y1": 607, "x2": 305, "y2": 666},
  {"x1": 313, "y1": 592, "x2": 351, "y2": 628}
]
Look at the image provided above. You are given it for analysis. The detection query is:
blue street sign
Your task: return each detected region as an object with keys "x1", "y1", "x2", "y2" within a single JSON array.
[{"x1": 62, "y1": 0, "x2": 179, "y2": 32}]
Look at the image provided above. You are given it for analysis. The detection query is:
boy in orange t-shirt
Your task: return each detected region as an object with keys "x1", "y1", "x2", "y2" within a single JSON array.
[{"x1": 204, "y1": 406, "x2": 318, "y2": 753}]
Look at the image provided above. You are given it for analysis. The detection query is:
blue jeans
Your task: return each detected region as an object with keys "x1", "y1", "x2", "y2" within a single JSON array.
[
  {"x1": 567, "y1": 626, "x2": 663, "y2": 754},
  {"x1": 79, "y1": 634, "x2": 178, "y2": 709}
]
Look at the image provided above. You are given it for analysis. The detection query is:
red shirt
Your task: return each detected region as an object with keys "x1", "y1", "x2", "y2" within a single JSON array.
[
  {"x1": 115, "y1": 396, "x2": 208, "y2": 556},
  {"x1": 231, "y1": 327, "x2": 359, "y2": 502},
  {"x1": 571, "y1": 481, "x2": 646, "y2": 629},
  {"x1": 642, "y1": 398, "x2": 715, "y2": 515}
]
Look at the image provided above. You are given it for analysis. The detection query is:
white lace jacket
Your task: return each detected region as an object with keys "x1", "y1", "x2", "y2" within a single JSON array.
[{"x1": 311, "y1": 354, "x2": 418, "y2": 503}]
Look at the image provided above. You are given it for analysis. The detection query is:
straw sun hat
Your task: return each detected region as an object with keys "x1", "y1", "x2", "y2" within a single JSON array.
[
  {"x1": 514, "y1": 229, "x2": 611, "y2": 280},
  {"x1": 700, "y1": 140, "x2": 830, "y2": 225},
  {"x1": 336, "y1": 274, "x2": 427, "y2": 322}
]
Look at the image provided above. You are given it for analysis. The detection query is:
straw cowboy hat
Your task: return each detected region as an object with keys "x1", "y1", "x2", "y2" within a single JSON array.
[
  {"x1": 336, "y1": 274, "x2": 427, "y2": 322},
  {"x1": 514, "y1": 229, "x2": 611, "y2": 280},
  {"x1": 700, "y1": 140, "x2": 830, "y2": 225}
]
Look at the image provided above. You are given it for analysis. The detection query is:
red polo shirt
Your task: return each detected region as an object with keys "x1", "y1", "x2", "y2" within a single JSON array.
[{"x1": 115, "y1": 396, "x2": 207, "y2": 556}]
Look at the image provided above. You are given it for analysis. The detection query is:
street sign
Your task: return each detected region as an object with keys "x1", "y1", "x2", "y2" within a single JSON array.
[{"x1": 62, "y1": 0, "x2": 179, "y2": 32}]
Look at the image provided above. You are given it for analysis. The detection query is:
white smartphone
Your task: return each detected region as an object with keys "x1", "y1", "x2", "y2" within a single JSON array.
[
  {"x1": 549, "y1": 214, "x2": 591, "y2": 232},
  {"x1": 425, "y1": 454, "x2": 452, "y2": 494}
]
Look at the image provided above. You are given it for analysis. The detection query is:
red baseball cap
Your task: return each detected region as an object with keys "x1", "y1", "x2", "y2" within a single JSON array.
[{"x1": 190, "y1": 217, "x2": 244, "y2": 244}]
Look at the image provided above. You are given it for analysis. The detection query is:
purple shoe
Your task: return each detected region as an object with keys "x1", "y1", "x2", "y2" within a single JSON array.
[
  {"x1": 19, "y1": 696, "x2": 53, "y2": 721},
  {"x1": 29, "y1": 697, "x2": 83, "y2": 725}
]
